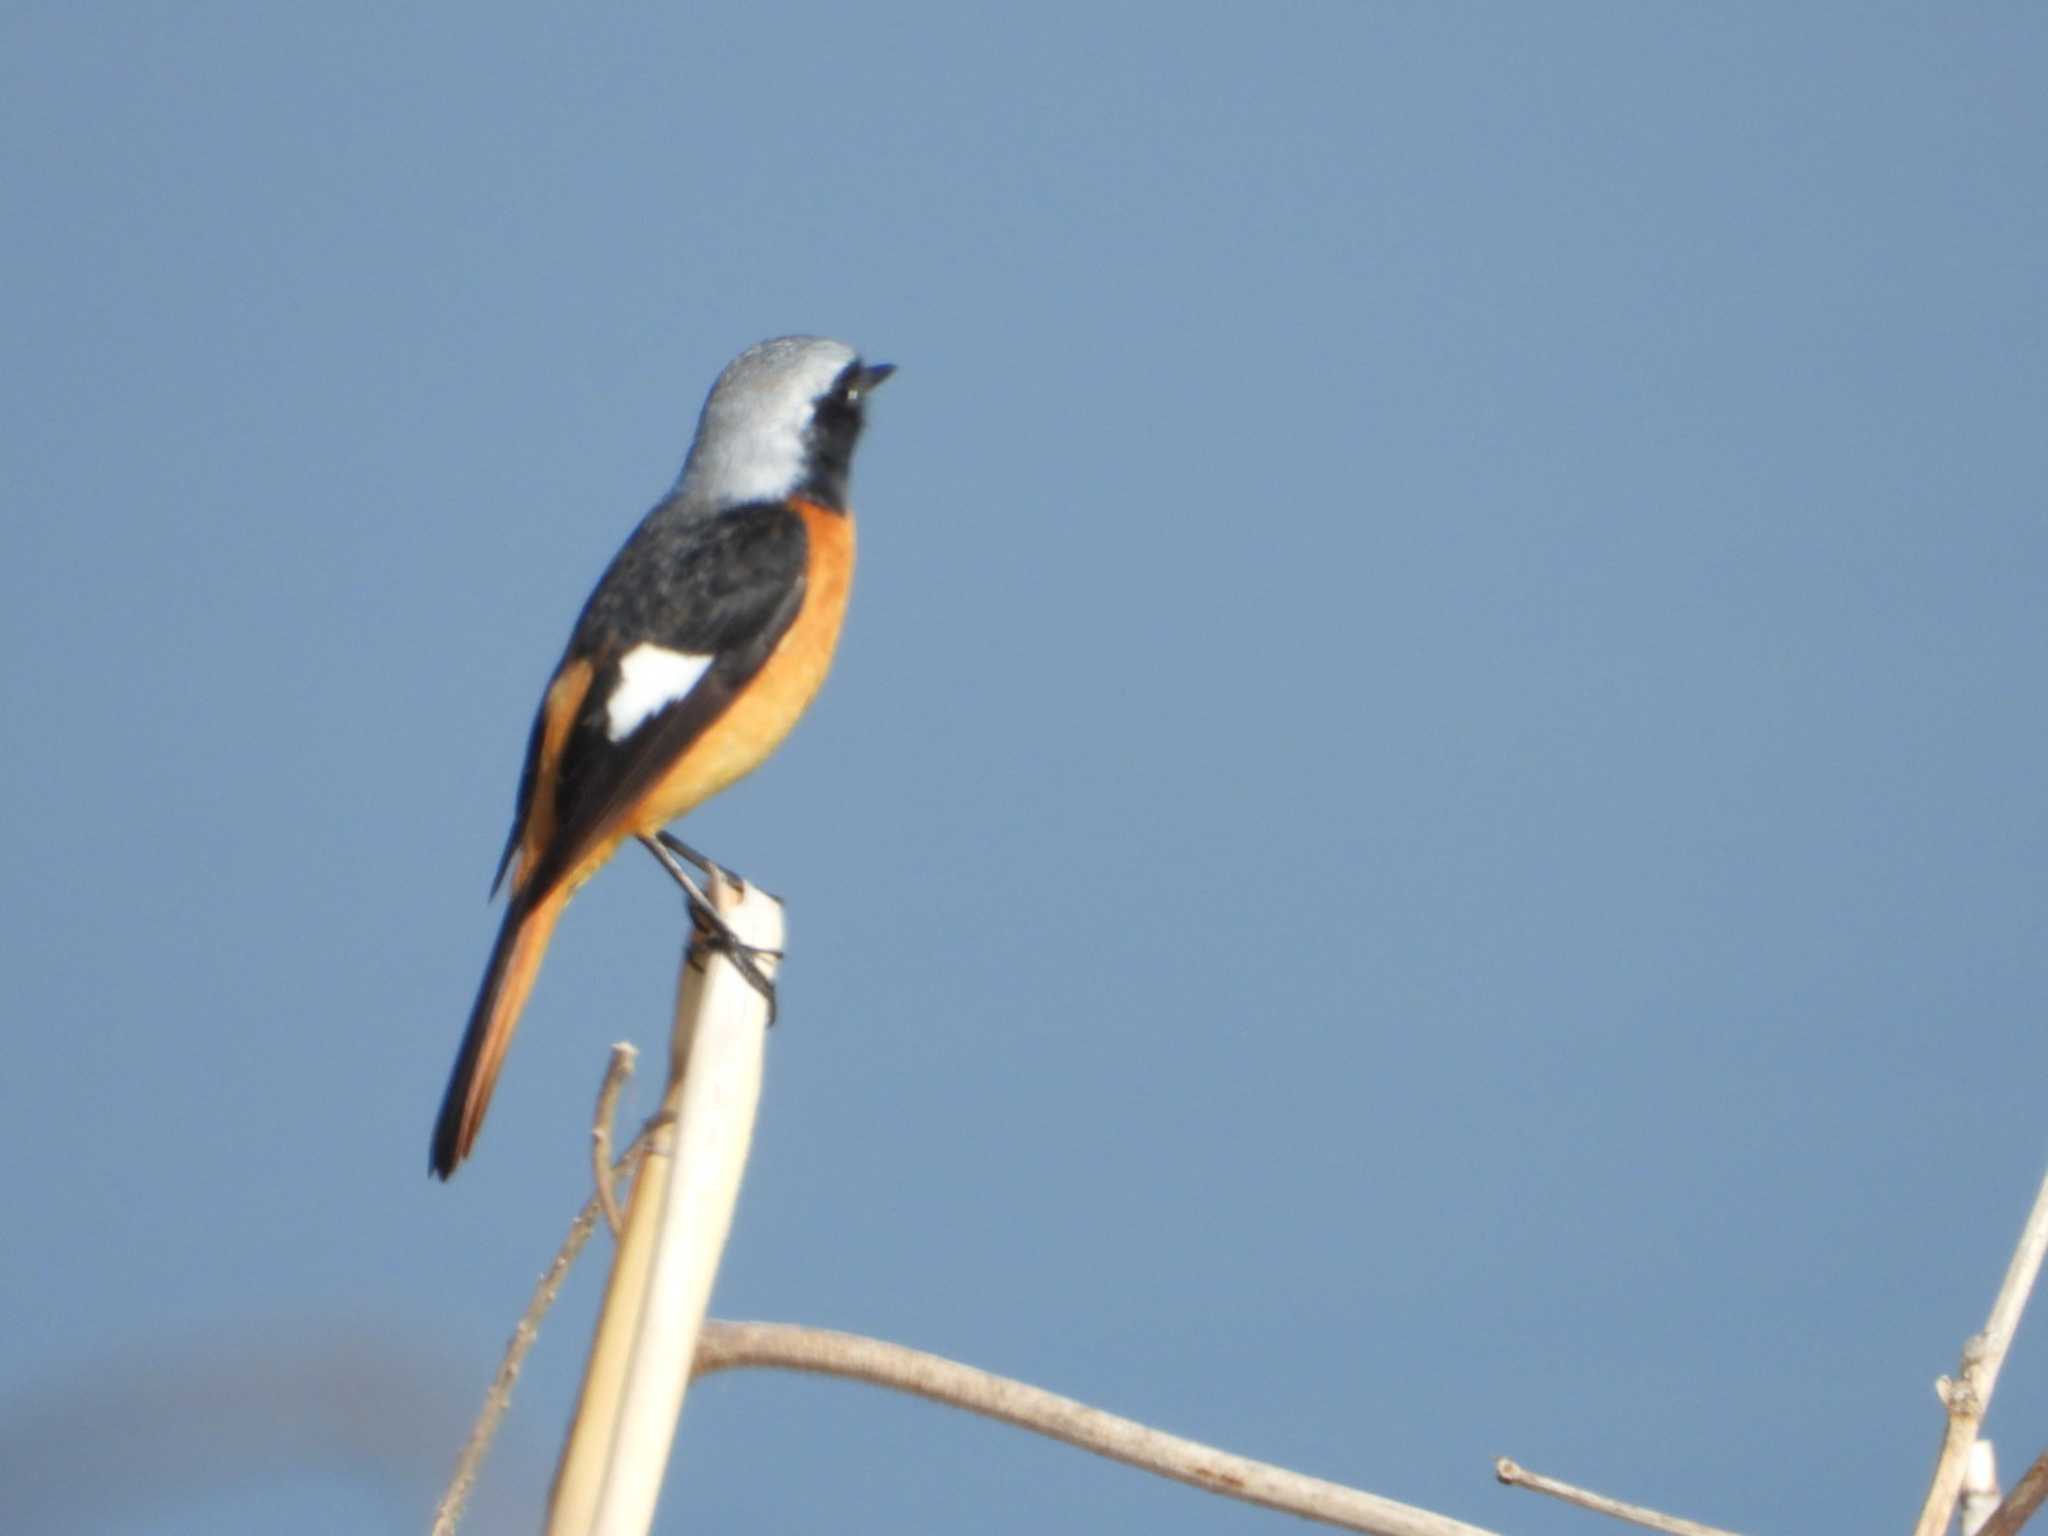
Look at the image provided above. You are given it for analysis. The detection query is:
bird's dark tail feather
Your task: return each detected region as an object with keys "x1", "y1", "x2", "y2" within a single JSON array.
[{"x1": 430, "y1": 884, "x2": 568, "y2": 1179}]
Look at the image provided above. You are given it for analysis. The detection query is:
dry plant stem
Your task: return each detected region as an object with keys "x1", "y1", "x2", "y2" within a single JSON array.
[
  {"x1": 1976, "y1": 1449, "x2": 2048, "y2": 1536},
  {"x1": 1965, "y1": 1443, "x2": 2005, "y2": 1536},
  {"x1": 592, "y1": 1042, "x2": 638, "y2": 1239},
  {"x1": 1914, "y1": 1167, "x2": 2048, "y2": 1536},
  {"x1": 547, "y1": 873, "x2": 780, "y2": 1536},
  {"x1": 692, "y1": 1322, "x2": 1500, "y2": 1536},
  {"x1": 1493, "y1": 1459, "x2": 1741, "y2": 1536},
  {"x1": 431, "y1": 1131, "x2": 654, "y2": 1536}
]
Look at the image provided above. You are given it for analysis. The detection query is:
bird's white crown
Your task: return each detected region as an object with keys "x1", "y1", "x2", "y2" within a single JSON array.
[{"x1": 672, "y1": 336, "x2": 860, "y2": 510}]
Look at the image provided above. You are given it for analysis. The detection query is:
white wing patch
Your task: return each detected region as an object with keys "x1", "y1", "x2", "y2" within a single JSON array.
[{"x1": 605, "y1": 643, "x2": 715, "y2": 741}]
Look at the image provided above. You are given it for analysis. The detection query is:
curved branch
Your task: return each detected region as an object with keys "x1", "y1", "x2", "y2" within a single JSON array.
[{"x1": 694, "y1": 1320, "x2": 1499, "y2": 1536}]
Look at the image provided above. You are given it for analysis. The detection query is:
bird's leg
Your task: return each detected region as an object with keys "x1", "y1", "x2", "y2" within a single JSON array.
[
  {"x1": 655, "y1": 830, "x2": 786, "y2": 904},
  {"x1": 638, "y1": 834, "x2": 781, "y2": 1020},
  {"x1": 654, "y1": 830, "x2": 720, "y2": 879}
]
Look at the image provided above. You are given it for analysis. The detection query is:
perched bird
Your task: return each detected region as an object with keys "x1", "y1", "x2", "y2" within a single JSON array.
[{"x1": 431, "y1": 335, "x2": 892, "y2": 1178}]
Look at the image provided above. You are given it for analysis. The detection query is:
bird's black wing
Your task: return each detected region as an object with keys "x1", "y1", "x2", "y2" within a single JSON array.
[{"x1": 518, "y1": 499, "x2": 810, "y2": 897}]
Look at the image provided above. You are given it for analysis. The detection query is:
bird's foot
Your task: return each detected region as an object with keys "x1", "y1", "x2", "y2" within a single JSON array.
[
  {"x1": 639, "y1": 834, "x2": 782, "y2": 1022},
  {"x1": 685, "y1": 903, "x2": 783, "y2": 1021}
]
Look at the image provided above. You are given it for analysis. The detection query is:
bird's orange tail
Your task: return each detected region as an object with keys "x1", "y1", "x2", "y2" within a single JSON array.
[{"x1": 430, "y1": 884, "x2": 569, "y2": 1178}]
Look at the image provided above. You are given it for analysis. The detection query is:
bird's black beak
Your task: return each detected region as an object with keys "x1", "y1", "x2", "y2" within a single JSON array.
[{"x1": 854, "y1": 362, "x2": 896, "y2": 395}]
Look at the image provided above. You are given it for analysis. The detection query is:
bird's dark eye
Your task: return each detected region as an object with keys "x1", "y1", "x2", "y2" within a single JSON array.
[{"x1": 817, "y1": 370, "x2": 863, "y2": 420}]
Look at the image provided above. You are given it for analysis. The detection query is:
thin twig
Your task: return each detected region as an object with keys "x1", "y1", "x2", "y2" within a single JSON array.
[
  {"x1": 1493, "y1": 1458, "x2": 1741, "y2": 1536},
  {"x1": 431, "y1": 1129, "x2": 655, "y2": 1536},
  {"x1": 592, "y1": 1043, "x2": 639, "y2": 1239},
  {"x1": 690, "y1": 1321, "x2": 1500, "y2": 1536},
  {"x1": 1914, "y1": 1167, "x2": 2048, "y2": 1536},
  {"x1": 1977, "y1": 1449, "x2": 2048, "y2": 1536}
]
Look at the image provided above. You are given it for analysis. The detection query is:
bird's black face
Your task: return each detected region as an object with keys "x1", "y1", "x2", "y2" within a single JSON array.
[{"x1": 799, "y1": 360, "x2": 894, "y2": 510}]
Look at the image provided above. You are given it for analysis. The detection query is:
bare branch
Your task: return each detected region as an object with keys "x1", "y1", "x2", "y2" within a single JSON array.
[
  {"x1": 432, "y1": 1128, "x2": 655, "y2": 1536},
  {"x1": 1976, "y1": 1449, "x2": 2048, "y2": 1536},
  {"x1": 591, "y1": 1042, "x2": 639, "y2": 1239},
  {"x1": 1914, "y1": 1167, "x2": 2048, "y2": 1536},
  {"x1": 691, "y1": 1320, "x2": 1499, "y2": 1536},
  {"x1": 1492, "y1": 1458, "x2": 1740, "y2": 1536}
]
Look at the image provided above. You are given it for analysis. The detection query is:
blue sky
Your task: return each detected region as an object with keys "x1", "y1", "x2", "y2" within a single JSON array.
[{"x1": 3, "y1": 6, "x2": 2045, "y2": 1533}]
